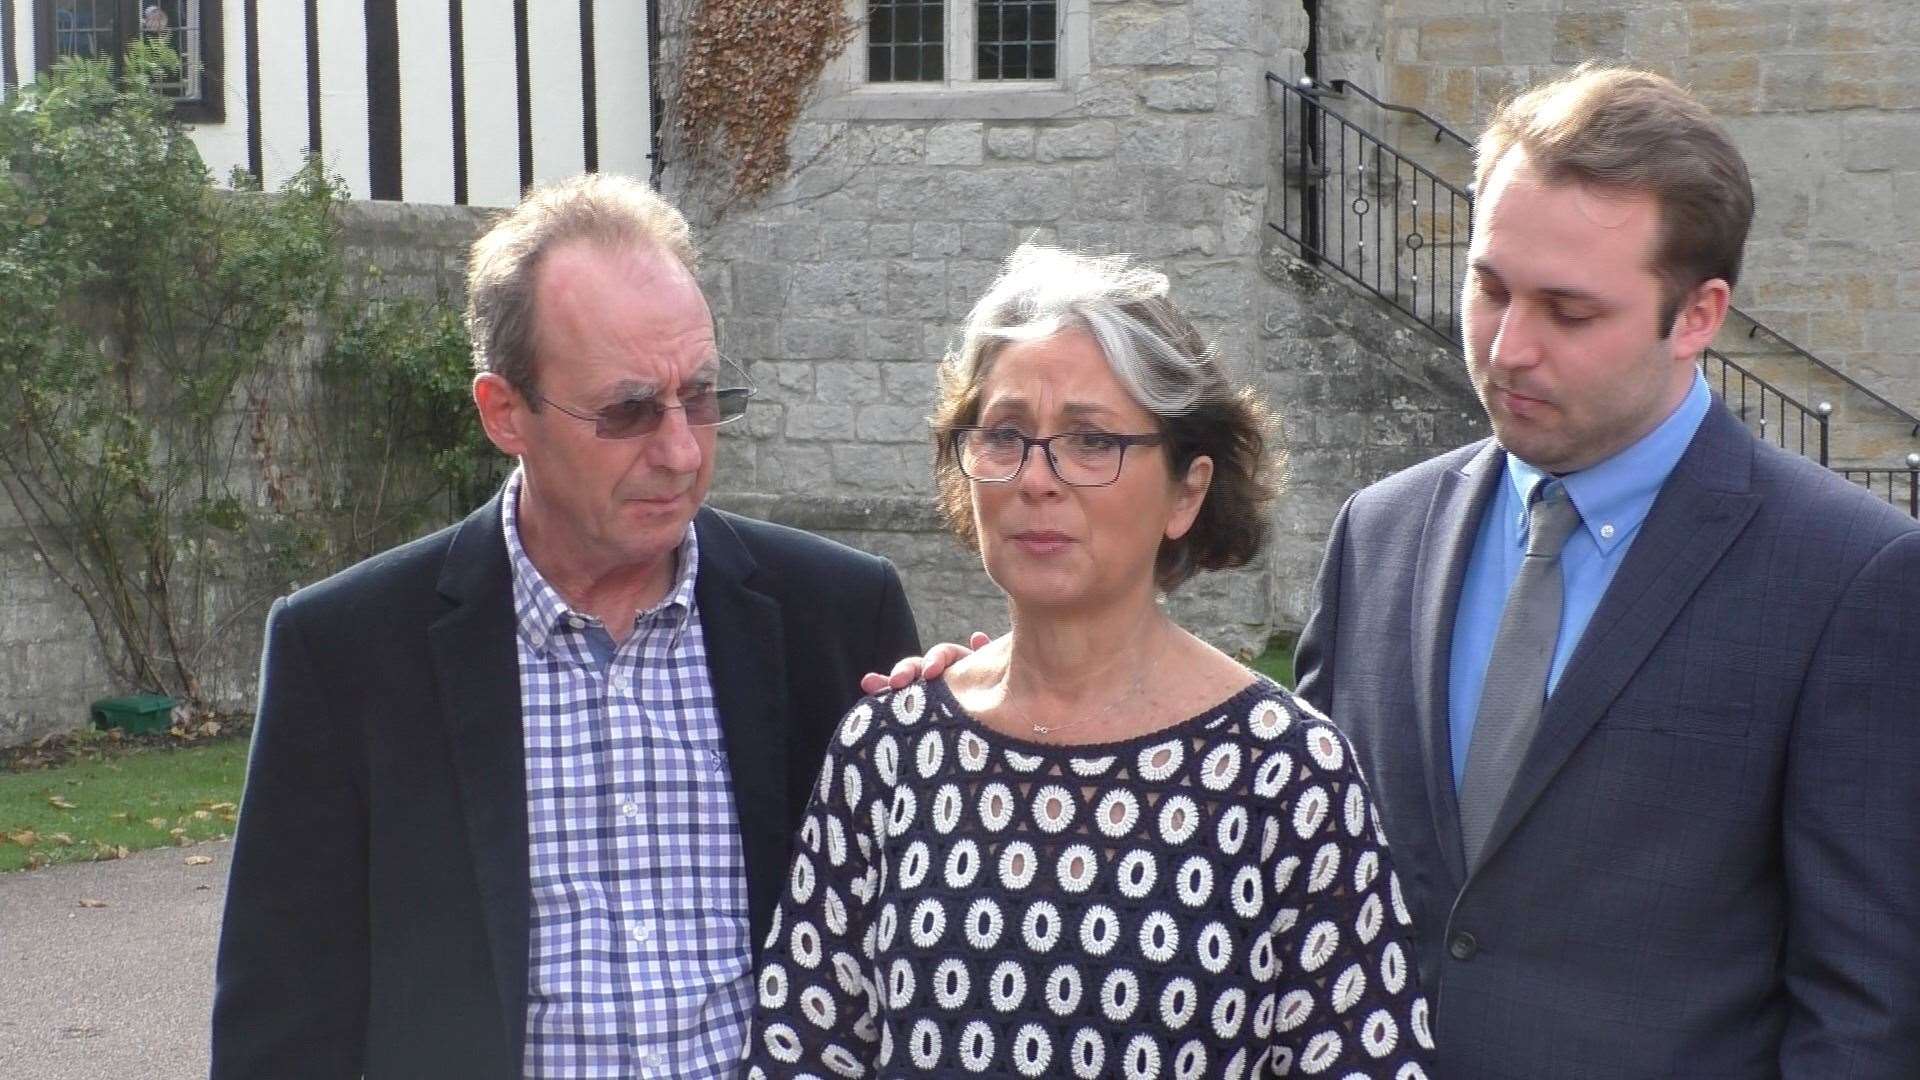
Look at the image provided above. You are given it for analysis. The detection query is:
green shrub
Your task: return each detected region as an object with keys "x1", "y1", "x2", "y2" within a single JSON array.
[{"x1": 0, "y1": 52, "x2": 489, "y2": 716}]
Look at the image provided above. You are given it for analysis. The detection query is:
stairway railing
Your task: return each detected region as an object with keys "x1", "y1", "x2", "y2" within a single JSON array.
[
  {"x1": 1837, "y1": 457, "x2": 1920, "y2": 517},
  {"x1": 1268, "y1": 73, "x2": 1472, "y2": 348},
  {"x1": 1317, "y1": 76, "x2": 1920, "y2": 442},
  {"x1": 1266, "y1": 73, "x2": 1918, "y2": 514},
  {"x1": 1733, "y1": 310, "x2": 1920, "y2": 437}
]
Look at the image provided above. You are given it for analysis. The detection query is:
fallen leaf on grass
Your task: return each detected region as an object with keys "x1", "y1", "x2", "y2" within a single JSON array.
[
  {"x1": 184, "y1": 855, "x2": 213, "y2": 866},
  {"x1": 192, "y1": 810, "x2": 212, "y2": 821},
  {"x1": 7, "y1": 831, "x2": 37, "y2": 848},
  {"x1": 146, "y1": 818, "x2": 169, "y2": 830},
  {"x1": 47, "y1": 833, "x2": 74, "y2": 847},
  {"x1": 47, "y1": 795, "x2": 77, "y2": 810},
  {"x1": 78, "y1": 898, "x2": 108, "y2": 909},
  {"x1": 108, "y1": 812, "x2": 133, "y2": 824},
  {"x1": 205, "y1": 802, "x2": 238, "y2": 813}
]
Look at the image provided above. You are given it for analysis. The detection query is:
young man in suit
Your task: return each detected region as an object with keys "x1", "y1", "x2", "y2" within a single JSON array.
[
  {"x1": 211, "y1": 175, "x2": 921, "y2": 1078},
  {"x1": 1295, "y1": 66, "x2": 1920, "y2": 1077}
]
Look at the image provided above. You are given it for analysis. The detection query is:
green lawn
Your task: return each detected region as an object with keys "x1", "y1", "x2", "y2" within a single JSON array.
[
  {"x1": 0, "y1": 634, "x2": 1297, "y2": 874},
  {"x1": 0, "y1": 739, "x2": 247, "y2": 872},
  {"x1": 1250, "y1": 636, "x2": 1296, "y2": 688}
]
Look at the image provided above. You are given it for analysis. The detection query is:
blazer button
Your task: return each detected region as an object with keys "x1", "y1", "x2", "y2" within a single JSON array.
[{"x1": 1448, "y1": 930, "x2": 1479, "y2": 961}]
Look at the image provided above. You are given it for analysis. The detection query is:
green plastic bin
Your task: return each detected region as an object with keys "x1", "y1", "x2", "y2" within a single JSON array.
[{"x1": 91, "y1": 694, "x2": 177, "y2": 735}]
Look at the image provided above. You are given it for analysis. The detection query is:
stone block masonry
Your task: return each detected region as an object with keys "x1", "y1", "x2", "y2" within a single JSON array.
[
  {"x1": 667, "y1": 0, "x2": 1329, "y2": 654},
  {"x1": 20, "y1": 2, "x2": 1911, "y2": 749},
  {"x1": 660, "y1": 0, "x2": 1487, "y2": 655}
]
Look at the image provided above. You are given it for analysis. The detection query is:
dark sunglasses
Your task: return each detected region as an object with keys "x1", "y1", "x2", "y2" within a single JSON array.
[{"x1": 532, "y1": 359, "x2": 756, "y2": 439}]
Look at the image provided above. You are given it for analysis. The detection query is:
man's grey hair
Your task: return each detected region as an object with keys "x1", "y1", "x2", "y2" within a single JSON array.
[
  {"x1": 947, "y1": 244, "x2": 1223, "y2": 418},
  {"x1": 465, "y1": 173, "x2": 698, "y2": 404}
]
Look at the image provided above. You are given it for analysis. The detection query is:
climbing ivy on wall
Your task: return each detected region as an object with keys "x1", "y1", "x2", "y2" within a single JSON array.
[{"x1": 675, "y1": 0, "x2": 852, "y2": 201}]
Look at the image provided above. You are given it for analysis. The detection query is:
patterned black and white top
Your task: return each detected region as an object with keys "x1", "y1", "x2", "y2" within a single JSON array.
[{"x1": 745, "y1": 677, "x2": 1435, "y2": 1079}]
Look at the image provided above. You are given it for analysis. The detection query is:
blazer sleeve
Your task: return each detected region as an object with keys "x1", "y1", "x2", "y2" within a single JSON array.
[
  {"x1": 1779, "y1": 529, "x2": 1920, "y2": 1077},
  {"x1": 1294, "y1": 493, "x2": 1357, "y2": 713},
  {"x1": 211, "y1": 598, "x2": 370, "y2": 1079},
  {"x1": 745, "y1": 702, "x2": 886, "y2": 1077},
  {"x1": 868, "y1": 556, "x2": 922, "y2": 672}
]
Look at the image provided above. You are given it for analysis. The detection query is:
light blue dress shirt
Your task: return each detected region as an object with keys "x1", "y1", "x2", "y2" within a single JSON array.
[{"x1": 1447, "y1": 370, "x2": 1713, "y2": 787}]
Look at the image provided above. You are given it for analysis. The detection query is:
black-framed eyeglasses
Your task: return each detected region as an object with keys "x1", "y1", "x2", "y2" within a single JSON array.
[
  {"x1": 949, "y1": 426, "x2": 1166, "y2": 487},
  {"x1": 533, "y1": 357, "x2": 755, "y2": 439}
]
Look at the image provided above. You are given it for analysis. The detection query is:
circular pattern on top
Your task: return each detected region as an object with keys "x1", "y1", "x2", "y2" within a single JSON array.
[
  {"x1": 746, "y1": 684, "x2": 1432, "y2": 1078},
  {"x1": 892, "y1": 683, "x2": 926, "y2": 725}
]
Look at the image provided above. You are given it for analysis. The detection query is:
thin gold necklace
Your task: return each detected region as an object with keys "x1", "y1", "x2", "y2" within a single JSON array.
[{"x1": 1006, "y1": 629, "x2": 1165, "y2": 740}]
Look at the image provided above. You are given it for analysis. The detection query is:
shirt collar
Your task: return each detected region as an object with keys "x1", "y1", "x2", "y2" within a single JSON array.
[
  {"x1": 1506, "y1": 369, "x2": 1712, "y2": 555},
  {"x1": 501, "y1": 468, "x2": 700, "y2": 656}
]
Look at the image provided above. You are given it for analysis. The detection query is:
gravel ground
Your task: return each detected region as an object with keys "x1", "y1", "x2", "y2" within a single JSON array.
[{"x1": 0, "y1": 841, "x2": 228, "y2": 1080}]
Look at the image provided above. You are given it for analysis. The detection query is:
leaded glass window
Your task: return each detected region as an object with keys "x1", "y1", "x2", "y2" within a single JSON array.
[
  {"x1": 976, "y1": 0, "x2": 1054, "y2": 81},
  {"x1": 42, "y1": 0, "x2": 208, "y2": 105},
  {"x1": 868, "y1": 0, "x2": 945, "y2": 83}
]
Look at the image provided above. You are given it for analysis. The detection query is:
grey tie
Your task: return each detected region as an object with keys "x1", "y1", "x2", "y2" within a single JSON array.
[{"x1": 1458, "y1": 483, "x2": 1582, "y2": 870}]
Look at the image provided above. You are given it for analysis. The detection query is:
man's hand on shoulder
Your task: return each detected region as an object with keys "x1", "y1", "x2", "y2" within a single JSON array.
[{"x1": 861, "y1": 632, "x2": 990, "y2": 695}]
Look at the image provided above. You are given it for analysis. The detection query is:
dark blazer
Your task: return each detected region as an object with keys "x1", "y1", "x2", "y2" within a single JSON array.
[
  {"x1": 210, "y1": 497, "x2": 920, "y2": 1080},
  {"x1": 1296, "y1": 403, "x2": 1920, "y2": 1079}
]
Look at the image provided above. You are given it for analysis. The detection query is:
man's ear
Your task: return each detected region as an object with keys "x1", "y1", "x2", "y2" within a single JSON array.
[
  {"x1": 1669, "y1": 277, "x2": 1731, "y2": 363},
  {"x1": 1164, "y1": 454, "x2": 1215, "y2": 543},
  {"x1": 473, "y1": 372, "x2": 532, "y2": 457}
]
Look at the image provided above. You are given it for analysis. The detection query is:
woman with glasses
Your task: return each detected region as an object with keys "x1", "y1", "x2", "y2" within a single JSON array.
[{"x1": 745, "y1": 245, "x2": 1432, "y2": 1079}]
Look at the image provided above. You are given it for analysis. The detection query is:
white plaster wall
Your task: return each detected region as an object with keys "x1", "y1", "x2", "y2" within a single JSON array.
[
  {"x1": 461, "y1": 0, "x2": 522, "y2": 206},
  {"x1": 187, "y1": 3, "x2": 252, "y2": 186},
  {"x1": 527, "y1": 0, "x2": 586, "y2": 187},
  {"x1": 255, "y1": 0, "x2": 312, "y2": 189},
  {"x1": 315, "y1": 0, "x2": 370, "y2": 198},
  {"x1": 397, "y1": 0, "x2": 456, "y2": 205},
  {"x1": 8, "y1": 0, "x2": 31, "y2": 90},
  {"x1": 594, "y1": 0, "x2": 654, "y2": 180}
]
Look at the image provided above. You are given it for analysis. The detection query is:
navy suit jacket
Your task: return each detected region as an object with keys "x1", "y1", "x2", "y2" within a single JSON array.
[
  {"x1": 1296, "y1": 403, "x2": 1920, "y2": 1078},
  {"x1": 210, "y1": 497, "x2": 920, "y2": 1079}
]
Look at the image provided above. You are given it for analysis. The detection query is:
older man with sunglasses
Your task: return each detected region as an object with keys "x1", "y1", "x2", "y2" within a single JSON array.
[{"x1": 211, "y1": 175, "x2": 922, "y2": 1080}]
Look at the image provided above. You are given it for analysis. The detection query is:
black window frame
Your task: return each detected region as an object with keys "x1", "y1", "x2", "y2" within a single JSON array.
[
  {"x1": 34, "y1": 0, "x2": 224, "y2": 122},
  {"x1": 864, "y1": 0, "x2": 1060, "y2": 86}
]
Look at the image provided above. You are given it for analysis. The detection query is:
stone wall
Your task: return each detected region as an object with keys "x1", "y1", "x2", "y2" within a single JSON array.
[
  {"x1": 667, "y1": 0, "x2": 1486, "y2": 653},
  {"x1": 1323, "y1": 0, "x2": 1920, "y2": 464},
  {"x1": 0, "y1": 201, "x2": 490, "y2": 746},
  {"x1": 31, "y1": 2, "x2": 1902, "y2": 740}
]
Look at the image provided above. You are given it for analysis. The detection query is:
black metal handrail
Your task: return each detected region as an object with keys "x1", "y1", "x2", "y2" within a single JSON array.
[
  {"x1": 1837, "y1": 457, "x2": 1920, "y2": 517},
  {"x1": 1265, "y1": 73, "x2": 1830, "y2": 467},
  {"x1": 1735, "y1": 310, "x2": 1920, "y2": 436},
  {"x1": 1295, "y1": 73, "x2": 1920, "y2": 447},
  {"x1": 1702, "y1": 347, "x2": 1826, "y2": 462},
  {"x1": 1267, "y1": 73, "x2": 1474, "y2": 350},
  {"x1": 1324, "y1": 78, "x2": 1474, "y2": 150}
]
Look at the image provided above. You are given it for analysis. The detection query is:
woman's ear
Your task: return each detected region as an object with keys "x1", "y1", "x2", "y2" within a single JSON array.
[{"x1": 1164, "y1": 455, "x2": 1214, "y2": 542}]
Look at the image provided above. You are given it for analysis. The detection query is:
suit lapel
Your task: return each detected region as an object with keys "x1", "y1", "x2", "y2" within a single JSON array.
[
  {"x1": 692, "y1": 508, "x2": 791, "y2": 961},
  {"x1": 1412, "y1": 440, "x2": 1504, "y2": 889},
  {"x1": 1472, "y1": 405, "x2": 1760, "y2": 869},
  {"x1": 427, "y1": 495, "x2": 530, "y2": 1071}
]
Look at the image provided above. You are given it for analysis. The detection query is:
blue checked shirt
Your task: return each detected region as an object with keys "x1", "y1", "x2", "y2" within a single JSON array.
[{"x1": 503, "y1": 472, "x2": 753, "y2": 1079}]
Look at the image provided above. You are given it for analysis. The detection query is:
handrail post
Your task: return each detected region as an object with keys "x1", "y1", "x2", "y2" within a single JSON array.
[
  {"x1": 1908, "y1": 453, "x2": 1920, "y2": 519},
  {"x1": 1817, "y1": 402, "x2": 1832, "y2": 466},
  {"x1": 1300, "y1": 77, "x2": 1323, "y2": 266}
]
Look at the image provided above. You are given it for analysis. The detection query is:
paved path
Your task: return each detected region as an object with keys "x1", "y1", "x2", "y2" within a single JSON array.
[{"x1": 0, "y1": 841, "x2": 228, "y2": 1080}]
